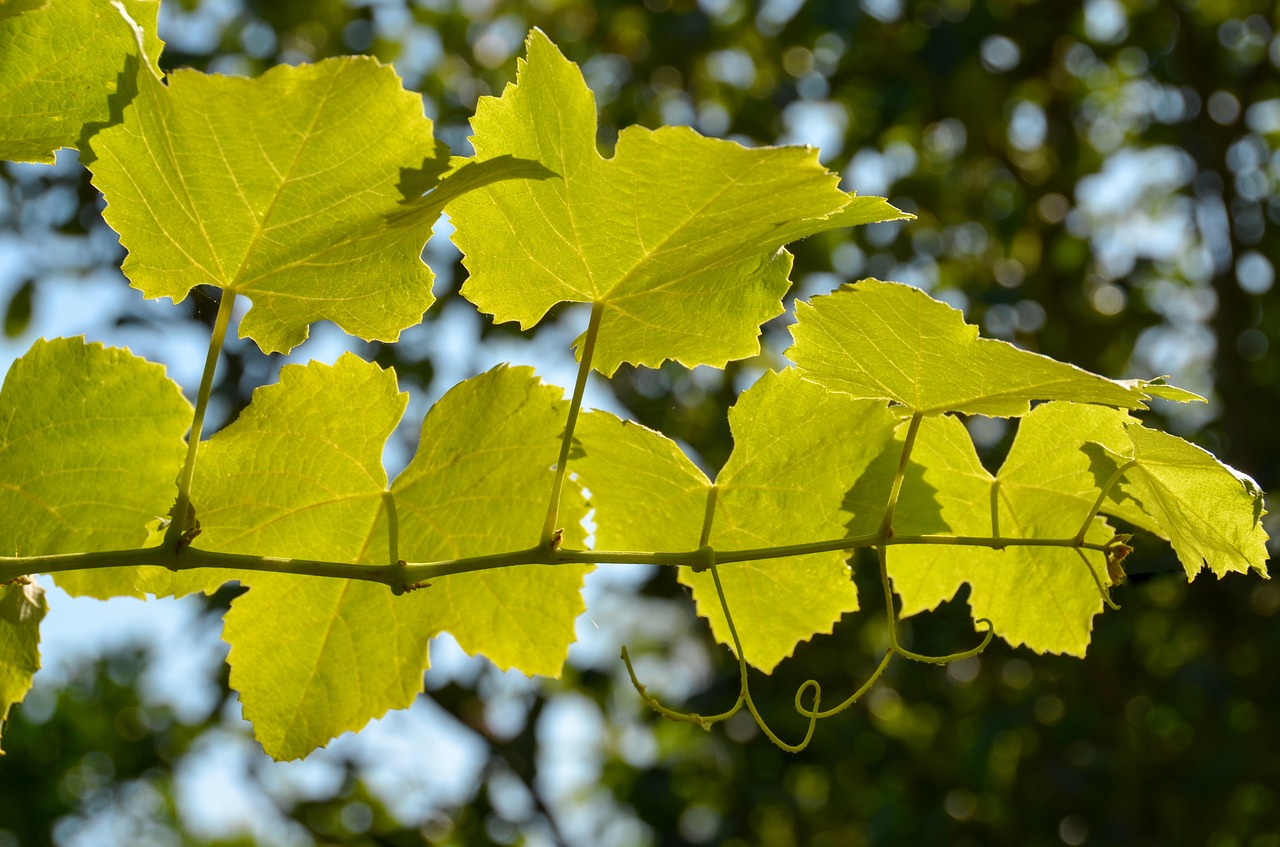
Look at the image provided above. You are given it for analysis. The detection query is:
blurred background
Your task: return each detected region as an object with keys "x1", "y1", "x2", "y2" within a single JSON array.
[{"x1": 2, "y1": 0, "x2": 1279, "y2": 844}]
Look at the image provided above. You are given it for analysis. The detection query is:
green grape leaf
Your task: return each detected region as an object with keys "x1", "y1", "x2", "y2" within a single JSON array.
[
  {"x1": 885, "y1": 413, "x2": 1117, "y2": 656},
  {"x1": 575, "y1": 411, "x2": 710, "y2": 553},
  {"x1": 0, "y1": 578, "x2": 46, "y2": 752},
  {"x1": 790, "y1": 280, "x2": 1153, "y2": 416},
  {"x1": 579, "y1": 369, "x2": 897, "y2": 672},
  {"x1": 0, "y1": 338, "x2": 190, "y2": 599},
  {"x1": 89, "y1": 57, "x2": 542, "y2": 354},
  {"x1": 189, "y1": 354, "x2": 426, "y2": 760},
  {"x1": 383, "y1": 365, "x2": 591, "y2": 678},
  {"x1": 0, "y1": 0, "x2": 162, "y2": 163},
  {"x1": 1118, "y1": 426, "x2": 1269, "y2": 579},
  {"x1": 449, "y1": 29, "x2": 910, "y2": 376}
]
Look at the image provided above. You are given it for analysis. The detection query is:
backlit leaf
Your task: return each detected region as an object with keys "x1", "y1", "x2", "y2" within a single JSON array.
[
  {"x1": 0, "y1": 338, "x2": 190, "y2": 599},
  {"x1": 579, "y1": 369, "x2": 897, "y2": 672},
  {"x1": 0, "y1": 0, "x2": 162, "y2": 163},
  {"x1": 1119, "y1": 426, "x2": 1269, "y2": 579},
  {"x1": 885, "y1": 414, "x2": 1117, "y2": 656},
  {"x1": 191, "y1": 354, "x2": 427, "y2": 760},
  {"x1": 382, "y1": 365, "x2": 590, "y2": 678},
  {"x1": 790, "y1": 280, "x2": 1152, "y2": 416},
  {"x1": 0, "y1": 578, "x2": 46, "y2": 753},
  {"x1": 89, "y1": 57, "x2": 539, "y2": 354},
  {"x1": 450, "y1": 29, "x2": 910, "y2": 375}
]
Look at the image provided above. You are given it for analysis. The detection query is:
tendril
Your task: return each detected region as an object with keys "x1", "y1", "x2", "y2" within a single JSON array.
[
  {"x1": 893, "y1": 618, "x2": 995, "y2": 665},
  {"x1": 619, "y1": 645, "x2": 743, "y2": 730},
  {"x1": 1074, "y1": 546, "x2": 1121, "y2": 611},
  {"x1": 794, "y1": 649, "x2": 894, "y2": 720}
]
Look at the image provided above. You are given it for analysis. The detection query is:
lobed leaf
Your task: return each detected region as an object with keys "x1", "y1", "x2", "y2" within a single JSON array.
[
  {"x1": 185, "y1": 354, "x2": 422, "y2": 760},
  {"x1": 381, "y1": 365, "x2": 591, "y2": 678},
  {"x1": 578, "y1": 369, "x2": 897, "y2": 672},
  {"x1": 883, "y1": 412, "x2": 1119, "y2": 656},
  {"x1": 1117, "y1": 426, "x2": 1269, "y2": 579},
  {"x1": 0, "y1": 578, "x2": 46, "y2": 753},
  {"x1": 182, "y1": 360, "x2": 404, "y2": 753},
  {"x1": 0, "y1": 337, "x2": 190, "y2": 599},
  {"x1": 89, "y1": 56, "x2": 501, "y2": 354},
  {"x1": 790, "y1": 280, "x2": 1153, "y2": 416},
  {"x1": 449, "y1": 29, "x2": 910, "y2": 376},
  {"x1": 186, "y1": 359, "x2": 588, "y2": 758},
  {"x1": 0, "y1": 0, "x2": 162, "y2": 163}
]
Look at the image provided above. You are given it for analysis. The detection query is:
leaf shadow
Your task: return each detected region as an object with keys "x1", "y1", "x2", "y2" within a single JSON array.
[
  {"x1": 1080, "y1": 441, "x2": 1146, "y2": 512},
  {"x1": 77, "y1": 52, "x2": 142, "y2": 166},
  {"x1": 842, "y1": 448, "x2": 945, "y2": 537}
]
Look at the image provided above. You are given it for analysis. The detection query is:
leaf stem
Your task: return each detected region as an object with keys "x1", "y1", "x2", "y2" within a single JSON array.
[
  {"x1": 1073, "y1": 458, "x2": 1139, "y2": 544},
  {"x1": 880, "y1": 412, "x2": 923, "y2": 537},
  {"x1": 383, "y1": 490, "x2": 400, "y2": 565},
  {"x1": 164, "y1": 290, "x2": 235, "y2": 548},
  {"x1": 541, "y1": 301, "x2": 604, "y2": 547}
]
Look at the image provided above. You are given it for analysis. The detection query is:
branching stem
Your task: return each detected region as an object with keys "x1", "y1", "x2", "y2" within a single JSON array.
[{"x1": 0, "y1": 533, "x2": 1114, "y2": 588}]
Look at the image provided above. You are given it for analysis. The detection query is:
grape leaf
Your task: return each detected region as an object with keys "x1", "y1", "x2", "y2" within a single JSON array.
[
  {"x1": 0, "y1": 0, "x2": 162, "y2": 163},
  {"x1": 189, "y1": 354, "x2": 427, "y2": 760},
  {"x1": 790, "y1": 280, "x2": 1152, "y2": 416},
  {"x1": 1117, "y1": 426, "x2": 1269, "y2": 579},
  {"x1": 89, "y1": 56, "x2": 548, "y2": 355},
  {"x1": 575, "y1": 411, "x2": 710, "y2": 554},
  {"x1": 883, "y1": 413, "x2": 1117, "y2": 656},
  {"x1": 578, "y1": 369, "x2": 897, "y2": 672},
  {"x1": 379, "y1": 365, "x2": 591, "y2": 677},
  {"x1": 0, "y1": 337, "x2": 190, "y2": 599},
  {"x1": 0, "y1": 578, "x2": 46, "y2": 753},
  {"x1": 449, "y1": 29, "x2": 910, "y2": 376},
  {"x1": 189, "y1": 358, "x2": 587, "y2": 758}
]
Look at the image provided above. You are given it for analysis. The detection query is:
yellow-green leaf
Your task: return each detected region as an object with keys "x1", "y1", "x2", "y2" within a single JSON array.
[
  {"x1": 190, "y1": 354, "x2": 426, "y2": 760},
  {"x1": 384, "y1": 365, "x2": 591, "y2": 678},
  {"x1": 0, "y1": 338, "x2": 190, "y2": 599},
  {"x1": 450, "y1": 29, "x2": 909, "y2": 376},
  {"x1": 0, "y1": 578, "x2": 46, "y2": 752},
  {"x1": 1120, "y1": 426, "x2": 1269, "y2": 579},
  {"x1": 0, "y1": 0, "x2": 162, "y2": 163},
  {"x1": 791, "y1": 280, "x2": 1152, "y2": 416},
  {"x1": 90, "y1": 57, "x2": 449, "y2": 354},
  {"x1": 886, "y1": 414, "x2": 1116, "y2": 656},
  {"x1": 579, "y1": 369, "x2": 896, "y2": 672}
]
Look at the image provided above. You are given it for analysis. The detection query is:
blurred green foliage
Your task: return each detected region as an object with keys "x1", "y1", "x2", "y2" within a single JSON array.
[{"x1": 2, "y1": 0, "x2": 1279, "y2": 844}]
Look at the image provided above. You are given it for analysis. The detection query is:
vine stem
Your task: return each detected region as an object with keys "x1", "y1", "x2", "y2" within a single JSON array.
[
  {"x1": 1, "y1": 533, "x2": 1115, "y2": 589},
  {"x1": 164, "y1": 290, "x2": 236, "y2": 548},
  {"x1": 541, "y1": 301, "x2": 604, "y2": 547}
]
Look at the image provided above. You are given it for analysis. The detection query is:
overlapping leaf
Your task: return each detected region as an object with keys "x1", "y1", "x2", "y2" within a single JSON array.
[
  {"x1": 182, "y1": 354, "x2": 417, "y2": 760},
  {"x1": 88, "y1": 56, "x2": 547, "y2": 354},
  {"x1": 790, "y1": 280, "x2": 1152, "y2": 416},
  {"x1": 0, "y1": 338, "x2": 191, "y2": 599},
  {"x1": 449, "y1": 29, "x2": 909, "y2": 376},
  {"x1": 578, "y1": 369, "x2": 897, "y2": 671},
  {"x1": 0, "y1": 578, "x2": 46, "y2": 752},
  {"x1": 879, "y1": 411, "x2": 1121, "y2": 655},
  {"x1": 375, "y1": 365, "x2": 591, "y2": 678},
  {"x1": 1115, "y1": 426, "x2": 1268, "y2": 579},
  {"x1": 0, "y1": 0, "x2": 162, "y2": 163},
  {"x1": 185, "y1": 357, "x2": 586, "y2": 759}
]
